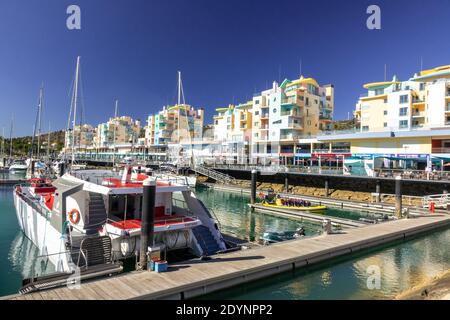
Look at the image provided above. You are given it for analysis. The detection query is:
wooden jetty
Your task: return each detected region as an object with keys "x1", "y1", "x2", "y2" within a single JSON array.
[
  {"x1": 0, "y1": 179, "x2": 27, "y2": 186},
  {"x1": 7, "y1": 213, "x2": 450, "y2": 300}
]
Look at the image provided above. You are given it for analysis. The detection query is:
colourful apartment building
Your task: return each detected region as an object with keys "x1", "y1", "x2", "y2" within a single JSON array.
[
  {"x1": 94, "y1": 116, "x2": 141, "y2": 149},
  {"x1": 64, "y1": 124, "x2": 96, "y2": 150},
  {"x1": 315, "y1": 64, "x2": 450, "y2": 173},
  {"x1": 212, "y1": 75, "x2": 334, "y2": 165},
  {"x1": 145, "y1": 104, "x2": 204, "y2": 146},
  {"x1": 213, "y1": 102, "x2": 253, "y2": 163}
]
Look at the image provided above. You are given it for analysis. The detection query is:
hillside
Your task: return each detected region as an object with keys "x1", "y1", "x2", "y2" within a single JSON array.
[{"x1": 0, "y1": 130, "x2": 65, "y2": 157}]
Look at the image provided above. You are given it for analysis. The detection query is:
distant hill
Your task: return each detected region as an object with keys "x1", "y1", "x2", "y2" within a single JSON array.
[
  {"x1": 332, "y1": 118, "x2": 358, "y2": 131},
  {"x1": 0, "y1": 130, "x2": 65, "y2": 157}
]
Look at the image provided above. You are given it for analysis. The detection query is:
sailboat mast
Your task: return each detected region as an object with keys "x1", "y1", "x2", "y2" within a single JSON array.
[
  {"x1": 47, "y1": 122, "x2": 51, "y2": 159},
  {"x1": 9, "y1": 115, "x2": 13, "y2": 160},
  {"x1": 112, "y1": 99, "x2": 118, "y2": 165},
  {"x1": 72, "y1": 56, "x2": 81, "y2": 165},
  {"x1": 37, "y1": 85, "x2": 43, "y2": 159},
  {"x1": 1, "y1": 127, "x2": 4, "y2": 157},
  {"x1": 177, "y1": 71, "x2": 181, "y2": 144}
]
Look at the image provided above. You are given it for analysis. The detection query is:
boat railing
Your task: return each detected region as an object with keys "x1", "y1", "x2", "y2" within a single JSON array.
[
  {"x1": 105, "y1": 215, "x2": 199, "y2": 229},
  {"x1": 152, "y1": 172, "x2": 192, "y2": 186},
  {"x1": 208, "y1": 207, "x2": 222, "y2": 230},
  {"x1": 14, "y1": 185, "x2": 51, "y2": 220}
]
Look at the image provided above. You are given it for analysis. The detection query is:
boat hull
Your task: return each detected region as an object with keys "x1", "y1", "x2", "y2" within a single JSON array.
[
  {"x1": 13, "y1": 191, "x2": 71, "y2": 272},
  {"x1": 260, "y1": 202, "x2": 327, "y2": 212}
]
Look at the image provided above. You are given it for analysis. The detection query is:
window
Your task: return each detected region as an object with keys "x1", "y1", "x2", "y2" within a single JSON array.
[
  {"x1": 374, "y1": 88, "x2": 384, "y2": 95},
  {"x1": 254, "y1": 133, "x2": 259, "y2": 138},
  {"x1": 362, "y1": 126, "x2": 369, "y2": 131},
  {"x1": 254, "y1": 111, "x2": 259, "y2": 116},
  {"x1": 254, "y1": 122, "x2": 259, "y2": 127},
  {"x1": 305, "y1": 98, "x2": 309, "y2": 106},
  {"x1": 420, "y1": 83, "x2": 425, "y2": 91},
  {"x1": 399, "y1": 95, "x2": 409, "y2": 104},
  {"x1": 383, "y1": 110, "x2": 388, "y2": 115},
  {"x1": 399, "y1": 120, "x2": 408, "y2": 128},
  {"x1": 383, "y1": 122, "x2": 387, "y2": 127},
  {"x1": 273, "y1": 108, "x2": 277, "y2": 113},
  {"x1": 272, "y1": 120, "x2": 281, "y2": 124},
  {"x1": 399, "y1": 107, "x2": 408, "y2": 116},
  {"x1": 384, "y1": 98, "x2": 388, "y2": 104},
  {"x1": 255, "y1": 100, "x2": 260, "y2": 104}
]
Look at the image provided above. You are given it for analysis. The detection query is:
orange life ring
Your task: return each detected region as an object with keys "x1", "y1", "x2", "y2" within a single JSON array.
[{"x1": 68, "y1": 209, "x2": 80, "y2": 224}]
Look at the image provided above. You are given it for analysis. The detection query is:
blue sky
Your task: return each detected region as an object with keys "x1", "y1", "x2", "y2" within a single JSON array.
[{"x1": 0, "y1": 0, "x2": 449, "y2": 136}]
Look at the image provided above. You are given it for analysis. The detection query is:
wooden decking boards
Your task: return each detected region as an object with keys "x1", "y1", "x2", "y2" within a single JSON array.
[{"x1": 9, "y1": 214, "x2": 450, "y2": 300}]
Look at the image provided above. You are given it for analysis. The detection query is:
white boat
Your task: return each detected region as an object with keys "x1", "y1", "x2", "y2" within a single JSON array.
[
  {"x1": 9, "y1": 160, "x2": 28, "y2": 172},
  {"x1": 13, "y1": 167, "x2": 226, "y2": 276}
]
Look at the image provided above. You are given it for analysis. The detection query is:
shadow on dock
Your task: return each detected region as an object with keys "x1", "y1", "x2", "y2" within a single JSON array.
[{"x1": 171, "y1": 255, "x2": 266, "y2": 268}]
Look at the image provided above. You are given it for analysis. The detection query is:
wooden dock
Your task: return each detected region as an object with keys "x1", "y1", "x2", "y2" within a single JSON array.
[
  {"x1": 7, "y1": 213, "x2": 450, "y2": 300},
  {"x1": 0, "y1": 179, "x2": 27, "y2": 186}
]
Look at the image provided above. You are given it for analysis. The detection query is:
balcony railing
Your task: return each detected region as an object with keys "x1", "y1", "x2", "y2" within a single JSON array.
[
  {"x1": 432, "y1": 147, "x2": 450, "y2": 153},
  {"x1": 280, "y1": 134, "x2": 300, "y2": 140},
  {"x1": 281, "y1": 97, "x2": 297, "y2": 105}
]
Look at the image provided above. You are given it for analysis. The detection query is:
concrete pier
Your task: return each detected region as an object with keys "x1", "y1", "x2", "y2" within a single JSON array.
[{"x1": 7, "y1": 214, "x2": 450, "y2": 300}]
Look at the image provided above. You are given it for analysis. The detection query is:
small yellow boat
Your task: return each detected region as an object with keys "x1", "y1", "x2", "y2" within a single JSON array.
[{"x1": 260, "y1": 198, "x2": 327, "y2": 212}]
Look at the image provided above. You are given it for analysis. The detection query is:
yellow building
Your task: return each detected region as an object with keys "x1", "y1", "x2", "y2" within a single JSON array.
[{"x1": 317, "y1": 65, "x2": 450, "y2": 171}]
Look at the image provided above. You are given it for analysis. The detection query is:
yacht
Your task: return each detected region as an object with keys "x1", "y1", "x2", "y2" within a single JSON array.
[
  {"x1": 13, "y1": 166, "x2": 226, "y2": 291},
  {"x1": 9, "y1": 160, "x2": 28, "y2": 172}
]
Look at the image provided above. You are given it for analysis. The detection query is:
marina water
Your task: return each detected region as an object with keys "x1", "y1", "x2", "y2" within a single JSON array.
[{"x1": 0, "y1": 178, "x2": 449, "y2": 298}]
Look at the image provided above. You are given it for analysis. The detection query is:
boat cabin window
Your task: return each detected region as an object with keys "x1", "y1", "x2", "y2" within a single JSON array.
[{"x1": 108, "y1": 194, "x2": 142, "y2": 221}]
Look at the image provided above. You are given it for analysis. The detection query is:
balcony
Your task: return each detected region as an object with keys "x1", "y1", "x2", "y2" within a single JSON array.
[
  {"x1": 412, "y1": 98, "x2": 425, "y2": 104},
  {"x1": 280, "y1": 134, "x2": 300, "y2": 141},
  {"x1": 281, "y1": 97, "x2": 297, "y2": 105},
  {"x1": 260, "y1": 113, "x2": 269, "y2": 119},
  {"x1": 319, "y1": 114, "x2": 332, "y2": 121},
  {"x1": 287, "y1": 122, "x2": 303, "y2": 129},
  {"x1": 432, "y1": 147, "x2": 450, "y2": 154},
  {"x1": 412, "y1": 111, "x2": 426, "y2": 117},
  {"x1": 281, "y1": 110, "x2": 300, "y2": 117}
]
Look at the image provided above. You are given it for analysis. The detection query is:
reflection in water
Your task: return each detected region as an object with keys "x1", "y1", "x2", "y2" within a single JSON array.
[
  {"x1": 195, "y1": 188, "x2": 450, "y2": 300},
  {"x1": 0, "y1": 171, "x2": 27, "y2": 180},
  {"x1": 201, "y1": 227, "x2": 450, "y2": 300},
  {"x1": 194, "y1": 187, "x2": 323, "y2": 242},
  {"x1": 8, "y1": 232, "x2": 56, "y2": 281}
]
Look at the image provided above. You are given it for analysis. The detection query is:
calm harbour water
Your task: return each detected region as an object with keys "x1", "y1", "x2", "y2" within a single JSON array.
[
  {"x1": 0, "y1": 176, "x2": 449, "y2": 299},
  {"x1": 194, "y1": 187, "x2": 450, "y2": 300}
]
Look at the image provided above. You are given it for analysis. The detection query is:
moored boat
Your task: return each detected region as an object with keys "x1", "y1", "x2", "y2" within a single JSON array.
[
  {"x1": 13, "y1": 166, "x2": 226, "y2": 277},
  {"x1": 9, "y1": 160, "x2": 28, "y2": 172},
  {"x1": 258, "y1": 192, "x2": 327, "y2": 212}
]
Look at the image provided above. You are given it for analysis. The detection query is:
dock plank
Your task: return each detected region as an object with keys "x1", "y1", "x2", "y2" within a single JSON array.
[{"x1": 9, "y1": 214, "x2": 450, "y2": 300}]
